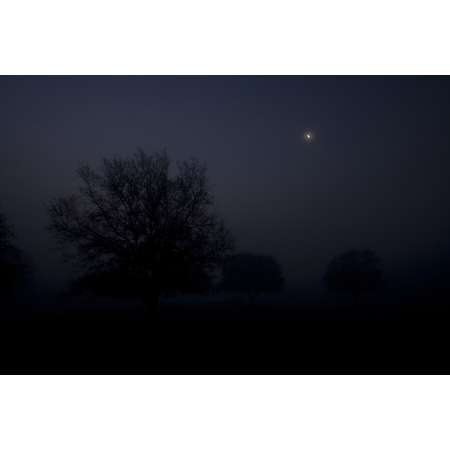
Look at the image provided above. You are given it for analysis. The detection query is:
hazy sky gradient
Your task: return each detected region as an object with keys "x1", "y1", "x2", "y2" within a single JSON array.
[{"x1": 1, "y1": 76, "x2": 450, "y2": 289}]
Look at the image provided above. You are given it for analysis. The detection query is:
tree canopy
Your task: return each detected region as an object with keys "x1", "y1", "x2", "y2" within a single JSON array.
[
  {"x1": 49, "y1": 150, "x2": 233, "y2": 305},
  {"x1": 0, "y1": 213, "x2": 24, "y2": 293},
  {"x1": 324, "y1": 249, "x2": 382, "y2": 298},
  {"x1": 220, "y1": 253, "x2": 284, "y2": 297}
]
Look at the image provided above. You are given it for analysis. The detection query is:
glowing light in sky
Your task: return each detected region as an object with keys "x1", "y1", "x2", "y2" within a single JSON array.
[{"x1": 303, "y1": 130, "x2": 315, "y2": 143}]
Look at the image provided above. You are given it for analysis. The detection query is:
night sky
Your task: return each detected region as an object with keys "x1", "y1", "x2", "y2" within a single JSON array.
[{"x1": 1, "y1": 76, "x2": 450, "y2": 291}]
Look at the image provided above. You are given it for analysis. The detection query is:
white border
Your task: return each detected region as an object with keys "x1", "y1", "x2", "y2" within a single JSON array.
[
  {"x1": 1, "y1": 375, "x2": 450, "y2": 450},
  {"x1": 1, "y1": 0, "x2": 450, "y2": 74}
]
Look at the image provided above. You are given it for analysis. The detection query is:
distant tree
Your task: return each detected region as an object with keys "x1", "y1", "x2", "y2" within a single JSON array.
[
  {"x1": 324, "y1": 249, "x2": 382, "y2": 299},
  {"x1": 48, "y1": 150, "x2": 233, "y2": 311},
  {"x1": 220, "y1": 253, "x2": 284, "y2": 300},
  {"x1": 0, "y1": 212, "x2": 24, "y2": 293},
  {"x1": 0, "y1": 213, "x2": 12, "y2": 251}
]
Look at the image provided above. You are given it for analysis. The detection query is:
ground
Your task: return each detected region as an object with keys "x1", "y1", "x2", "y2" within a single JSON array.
[{"x1": 1, "y1": 289, "x2": 450, "y2": 373}]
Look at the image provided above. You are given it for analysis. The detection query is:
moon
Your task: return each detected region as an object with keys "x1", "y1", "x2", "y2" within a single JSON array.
[{"x1": 303, "y1": 130, "x2": 315, "y2": 143}]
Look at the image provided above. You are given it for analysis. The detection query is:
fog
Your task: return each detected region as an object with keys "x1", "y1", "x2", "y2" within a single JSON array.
[{"x1": 1, "y1": 76, "x2": 450, "y2": 293}]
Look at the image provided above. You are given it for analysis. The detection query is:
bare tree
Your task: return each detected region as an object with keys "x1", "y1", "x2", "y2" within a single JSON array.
[
  {"x1": 0, "y1": 212, "x2": 24, "y2": 293},
  {"x1": 0, "y1": 212, "x2": 13, "y2": 251},
  {"x1": 49, "y1": 150, "x2": 233, "y2": 310}
]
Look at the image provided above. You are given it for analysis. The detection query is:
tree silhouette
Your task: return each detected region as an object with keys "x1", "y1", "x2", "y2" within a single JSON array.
[
  {"x1": 49, "y1": 150, "x2": 233, "y2": 311},
  {"x1": 324, "y1": 249, "x2": 382, "y2": 299},
  {"x1": 220, "y1": 253, "x2": 283, "y2": 300},
  {"x1": 0, "y1": 212, "x2": 23, "y2": 294},
  {"x1": 0, "y1": 213, "x2": 13, "y2": 251}
]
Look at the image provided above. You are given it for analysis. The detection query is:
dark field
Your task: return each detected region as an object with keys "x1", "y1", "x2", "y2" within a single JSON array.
[{"x1": 2, "y1": 290, "x2": 450, "y2": 373}]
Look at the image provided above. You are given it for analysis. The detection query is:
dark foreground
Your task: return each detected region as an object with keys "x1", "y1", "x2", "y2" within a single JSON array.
[{"x1": 1, "y1": 293, "x2": 450, "y2": 373}]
